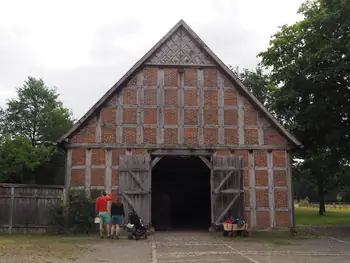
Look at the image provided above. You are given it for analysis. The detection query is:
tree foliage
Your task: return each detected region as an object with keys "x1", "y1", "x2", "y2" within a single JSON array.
[
  {"x1": 230, "y1": 65, "x2": 277, "y2": 110},
  {"x1": 259, "y1": 0, "x2": 350, "y2": 214},
  {"x1": 1, "y1": 77, "x2": 73, "y2": 145},
  {"x1": 0, "y1": 134, "x2": 55, "y2": 183},
  {"x1": 0, "y1": 77, "x2": 74, "y2": 184}
]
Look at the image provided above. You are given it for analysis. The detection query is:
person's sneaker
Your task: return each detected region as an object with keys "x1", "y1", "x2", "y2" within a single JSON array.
[
  {"x1": 115, "y1": 235, "x2": 119, "y2": 240},
  {"x1": 107, "y1": 236, "x2": 111, "y2": 239},
  {"x1": 100, "y1": 236, "x2": 104, "y2": 239}
]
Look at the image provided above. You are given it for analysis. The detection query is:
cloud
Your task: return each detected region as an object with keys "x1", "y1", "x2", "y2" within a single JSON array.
[{"x1": 0, "y1": 0, "x2": 305, "y2": 118}]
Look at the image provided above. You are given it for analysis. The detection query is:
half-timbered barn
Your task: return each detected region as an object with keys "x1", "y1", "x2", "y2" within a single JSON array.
[{"x1": 58, "y1": 20, "x2": 301, "y2": 230}]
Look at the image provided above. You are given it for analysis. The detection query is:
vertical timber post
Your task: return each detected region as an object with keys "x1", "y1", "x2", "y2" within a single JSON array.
[
  {"x1": 106, "y1": 149, "x2": 112, "y2": 216},
  {"x1": 237, "y1": 94, "x2": 245, "y2": 144},
  {"x1": 210, "y1": 156, "x2": 215, "y2": 228},
  {"x1": 64, "y1": 149, "x2": 72, "y2": 204},
  {"x1": 267, "y1": 151, "x2": 275, "y2": 228},
  {"x1": 248, "y1": 151, "x2": 256, "y2": 227},
  {"x1": 116, "y1": 91, "x2": 124, "y2": 144},
  {"x1": 96, "y1": 114, "x2": 102, "y2": 143},
  {"x1": 198, "y1": 69, "x2": 204, "y2": 144},
  {"x1": 85, "y1": 149, "x2": 92, "y2": 197},
  {"x1": 178, "y1": 70, "x2": 184, "y2": 144},
  {"x1": 258, "y1": 116, "x2": 264, "y2": 145},
  {"x1": 9, "y1": 186, "x2": 15, "y2": 234},
  {"x1": 157, "y1": 69, "x2": 164, "y2": 144},
  {"x1": 217, "y1": 71, "x2": 224, "y2": 145},
  {"x1": 287, "y1": 151, "x2": 295, "y2": 228},
  {"x1": 137, "y1": 71, "x2": 144, "y2": 144}
]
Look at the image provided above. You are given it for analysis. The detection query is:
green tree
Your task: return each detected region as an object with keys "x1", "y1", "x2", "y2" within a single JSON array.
[
  {"x1": 0, "y1": 77, "x2": 74, "y2": 184},
  {"x1": 259, "y1": 0, "x2": 350, "y2": 215},
  {"x1": 230, "y1": 65, "x2": 277, "y2": 110},
  {"x1": 0, "y1": 134, "x2": 55, "y2": 183},
  {"x1": 1, "y1": 77, "x2": 73, "y2": 145}
]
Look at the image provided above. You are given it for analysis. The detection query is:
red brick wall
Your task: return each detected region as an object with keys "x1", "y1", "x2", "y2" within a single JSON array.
[
  {"x1": 69, "y1": 66, "x2": 290, "y2": 148},
  {"x1": 70, "y1": 168, "x2": 85, "y2": 186},
  {"x1": 256, "y1": 211, "x2": 270, "y2": 228},
  {"x1": 70, "y1": 118, "x2": 97, "y2": 143}
]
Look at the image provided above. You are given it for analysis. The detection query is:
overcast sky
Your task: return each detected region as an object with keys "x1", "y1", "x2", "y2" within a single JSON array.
[{"x1": 0, "y1": 0, "x2": 304, "y2": 119}]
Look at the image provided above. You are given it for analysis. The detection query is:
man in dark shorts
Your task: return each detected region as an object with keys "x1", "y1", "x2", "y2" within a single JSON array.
[{"x1": 110, "y1": 198, "x2": 125, "y2": 239}]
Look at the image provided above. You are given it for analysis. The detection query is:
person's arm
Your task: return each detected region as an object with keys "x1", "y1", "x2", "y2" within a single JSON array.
[
  {"x1": 106, "y1": 193, "x2": 114, "y2": 201},
  {"x1": 95, "y1": 198, "x2": 100, "y2": 215}
]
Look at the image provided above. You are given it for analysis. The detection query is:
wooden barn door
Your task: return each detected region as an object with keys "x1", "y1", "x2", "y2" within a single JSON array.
[
  {"x1": 118, "y1": 155, "x2": 151, "y2": 226},
  {"x1": 211, "y1": 156, "x2": 244, "y2": 226}
]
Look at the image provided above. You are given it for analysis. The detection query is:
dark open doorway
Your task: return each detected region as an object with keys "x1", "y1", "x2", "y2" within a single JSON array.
[{"x1": 151, "y1": 156, "x2": 211, "y2": 230}]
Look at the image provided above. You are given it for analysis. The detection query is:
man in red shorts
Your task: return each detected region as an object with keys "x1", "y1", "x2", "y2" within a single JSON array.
[{"x1": 95, "y1": 191, "x2": 114, "y2": 238}]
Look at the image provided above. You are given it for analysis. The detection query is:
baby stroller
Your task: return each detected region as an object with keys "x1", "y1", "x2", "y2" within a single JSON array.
[{"x1": 125, "y1": 211, "x2": 148, "y2": 240}]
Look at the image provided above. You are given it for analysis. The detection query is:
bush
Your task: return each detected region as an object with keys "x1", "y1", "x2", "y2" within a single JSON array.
[{"x1": 52, "y1": 191, "x2": 96, "y2": 233}]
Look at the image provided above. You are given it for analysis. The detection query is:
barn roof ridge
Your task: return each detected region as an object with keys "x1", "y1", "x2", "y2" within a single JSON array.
[{"x1": 57, "y1": 19, "x2": 301, "y2": 147}]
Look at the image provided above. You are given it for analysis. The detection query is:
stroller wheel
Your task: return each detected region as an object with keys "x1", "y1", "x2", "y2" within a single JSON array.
[{"x1": 144, "y1": 235, "x2": 148, "y2": 239}]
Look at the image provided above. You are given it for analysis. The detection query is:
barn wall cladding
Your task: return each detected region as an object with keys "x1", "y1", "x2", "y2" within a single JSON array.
[{"x1": 58, "y1": 20, "x2": 301, "y2": 230}]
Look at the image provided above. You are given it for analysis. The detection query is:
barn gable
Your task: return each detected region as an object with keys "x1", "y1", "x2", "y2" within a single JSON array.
[
  {"x1": 58, "y1": 19, "x2": 301, "y2": 148},
  {"x1": 145, "y1": 27, "x2": 214, "y2": 66}
]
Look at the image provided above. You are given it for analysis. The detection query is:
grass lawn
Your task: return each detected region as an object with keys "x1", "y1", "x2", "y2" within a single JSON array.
[
  {"x1": 0, "y1": 234, "x2": 95, "y2": 262},
  {"x1": 295, "y1": 206, "x2": 350, "y2": 226}
]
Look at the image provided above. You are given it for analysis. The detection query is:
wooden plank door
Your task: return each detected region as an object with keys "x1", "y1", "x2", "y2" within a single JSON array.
[
  {"x1": 118, "y1": 155, "x2": 151, "y2": 226},
  {"x1": 211, "y1": 155, "x2": 244, "y2": 226}
]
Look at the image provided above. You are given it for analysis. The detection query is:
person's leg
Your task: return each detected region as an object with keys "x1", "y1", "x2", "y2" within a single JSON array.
[
  {"x1": 115, "y1": 224, "x2": 120, "y2": 237},
  {"x1": 105, "y1": 214, "x2": 111, "y2": 238},
  {"x1": 99, "y1": 213, "x2": 104, "y2": 238},
  {"x1": 115, "y1": 216, "x2": 122, "y2": 238},
  {"x1": 106, "y1": 224, "x2": 111, "y2": 237},
  {"x1": 110, "y1": 218, "x2": 115, "y2": 238}
]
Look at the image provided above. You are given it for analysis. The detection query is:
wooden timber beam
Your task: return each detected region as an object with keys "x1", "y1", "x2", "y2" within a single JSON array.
[
  {"x1": 151, "y1": 157, "x2": 162, "y2": 169},
  {"x1": 122, "y1": 193, "x2": 139, "y2": 215},
  {"x1": 199, "y1": 156, "x2": 212, "y2": 169},
  {"x1": 65, "y1": 143, "x2": 293, "y2": 151},
  {"x1": 128, "y1": 170, "x2": 147, "y2": 192},
  {"x1": 213, "y1": 171, "x2": 234, "y2": 194},
  {"x1": 215, "y1": 194, "x2": 240, "y2": 225}
]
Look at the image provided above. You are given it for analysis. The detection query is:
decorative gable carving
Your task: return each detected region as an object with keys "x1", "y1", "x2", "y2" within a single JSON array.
[{"x1": 146, "y1": 28, "x2": 214, "y2": 65}]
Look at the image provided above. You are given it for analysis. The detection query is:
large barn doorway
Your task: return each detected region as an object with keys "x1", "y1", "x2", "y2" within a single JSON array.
[{"x1": 151, "y1": 156, "x2": 211, "y2": 230}]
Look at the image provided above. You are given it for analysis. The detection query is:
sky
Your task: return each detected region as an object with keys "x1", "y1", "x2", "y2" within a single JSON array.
[{"x1": 0, "y1": 0, "x2": 305, "y2": 119}]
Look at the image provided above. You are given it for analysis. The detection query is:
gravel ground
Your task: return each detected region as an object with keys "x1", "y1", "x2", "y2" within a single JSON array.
[{"x1": 1, "y1": 231, "x2": 350, "y2": 263}]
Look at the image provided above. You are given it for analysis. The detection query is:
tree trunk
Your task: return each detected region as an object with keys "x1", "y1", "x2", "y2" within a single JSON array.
[{"x1": 319, "y1": 191, "x2": 326, "y2": 215}]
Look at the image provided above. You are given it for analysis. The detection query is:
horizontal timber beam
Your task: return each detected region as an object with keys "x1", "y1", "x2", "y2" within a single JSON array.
[
  {"x1": 143, "y1": 63, "x2": 215, "y2": 68},
  {"x1": 118, "y1": 168, "x2": 149, "y2": 172},
  {"x1": 65, "y1": 143, "x2": 292, "y2": 151},
  {"x1": 0, "y1": 183, "x2": 64, "y2": 189}
]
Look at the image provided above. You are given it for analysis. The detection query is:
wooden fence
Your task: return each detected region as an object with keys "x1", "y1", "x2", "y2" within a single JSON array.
[
  {"x1": 296, "y1": 202, "x2": 350, "y2": 210},
  {"x1": 0, "y1": 184, "x2": 65, "y2": 233}
]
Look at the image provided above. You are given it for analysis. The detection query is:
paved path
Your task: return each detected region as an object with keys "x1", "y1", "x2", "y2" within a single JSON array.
[
  {"x1": 151, "y1": 232, "x2": 350, "y2": 263},
  {"x1": 5, "y1": 232, "x2": 350, "y2": 263}
]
